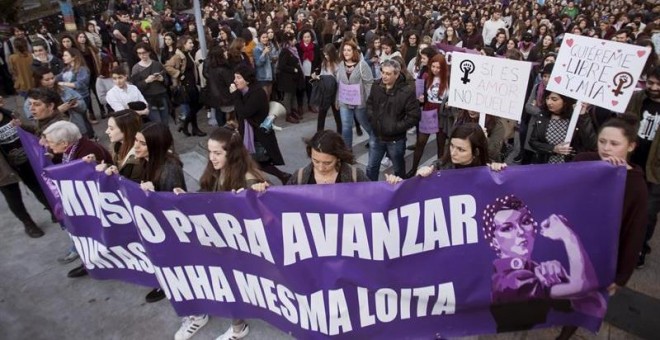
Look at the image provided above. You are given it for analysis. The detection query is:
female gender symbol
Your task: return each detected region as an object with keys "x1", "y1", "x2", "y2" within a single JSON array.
[{"x1": 459, "y1": 60, "x2": 475, "y2": 84}]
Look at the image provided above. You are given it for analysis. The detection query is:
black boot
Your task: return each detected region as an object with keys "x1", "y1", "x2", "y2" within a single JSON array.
[
  {"x1": 190, "y1": 111, "x2": 207, "y2": 137},
  {"x1": 145, "y1": 288, "x2": 166, "y2": 303},
  {"x1": 22, "y1": 218, "x2": 44, "y2": 238},
  {"x1": 67, "y1": 264, "x2": 88, "y2": 278}
]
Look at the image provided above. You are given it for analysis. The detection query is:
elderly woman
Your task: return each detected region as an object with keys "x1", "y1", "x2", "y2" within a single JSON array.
[
  {"x1": 482, "y1": 194, "x2": 605, "y2": 333},
  {"x1": 288, "y1": 130, "x2": 369, "y2": 185},
  {"x1": 41, "y1": 121, "x2": 112, "y2": 278}
]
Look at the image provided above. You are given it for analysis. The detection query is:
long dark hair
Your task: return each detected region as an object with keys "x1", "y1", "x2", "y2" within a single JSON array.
[
  {"x1": 109, "y1": 109, "x2": 142, "y2": 164},
  {"x1": 541, "y1": 91, "x2": 576, "y2": 119},
  {"x1": 440, "y1": 123, "x2": 489, "y2": 167},
  {"x1": 139, "y1": 123, "x2": 181, "y2": 186},
  {"x1": 199, "y1": 125, "x2": 266, "y2": 192},
  {"x1": 305, "y1": 130, "x2": 355, "y2": 165},
  {"x1": 207, "y1": 45, "x2": 229, "y2": 68}
]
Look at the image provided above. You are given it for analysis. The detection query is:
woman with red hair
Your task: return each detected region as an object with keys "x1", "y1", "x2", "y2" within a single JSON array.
[{"x1": 406, "y1": 54, "x2": 449, "y2": 178}]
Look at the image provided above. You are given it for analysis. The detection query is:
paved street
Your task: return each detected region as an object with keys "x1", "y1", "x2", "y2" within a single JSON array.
[{"x1": 0, "y1": 95, "x2": 658, "y2": 339}]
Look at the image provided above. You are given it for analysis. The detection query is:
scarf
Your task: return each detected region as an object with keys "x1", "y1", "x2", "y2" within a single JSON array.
[
  {"x1": 300, "y1": 42, "x2": 315, "y2": 62},
  {"x1": 62, "y1": 140, "x2": 80, "y2": 163},
  {"x1": 287, "y1": 45, "x2": 303, "y2": 69},
  {"x1": 536, "y1": 81, "x2": 545, "y2": 108}
]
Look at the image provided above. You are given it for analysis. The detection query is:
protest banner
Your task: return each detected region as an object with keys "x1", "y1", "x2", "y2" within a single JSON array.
[
  {"x1": 448, "y1": 52, "x2": 531, "y2": 121},
  {"x1": 22, "y1": 124, "x2": 624, "y2": 339},
  {"x1": 546, "y1": 33, "x2": 651, "y2": 113},
  {"x1": 17, "y1": 128, "x2": 65, "y2": 221},
  {"x1": 36, "y1": 165, "x2": 624, "y2": 338}
]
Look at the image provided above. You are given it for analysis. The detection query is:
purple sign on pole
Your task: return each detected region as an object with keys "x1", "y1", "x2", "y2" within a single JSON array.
[{"x1": 25, "y1": 130, "x2": 626, "y2": 339}]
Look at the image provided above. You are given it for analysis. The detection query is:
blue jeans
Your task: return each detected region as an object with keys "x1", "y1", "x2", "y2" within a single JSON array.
[
  {"x1": 367, "y1": 137, "x2": 406, "y2": 181},
  {"x1": 147, "y1": 96, "x2": 169, "y2": 124},
  {"x1": 180, "y1": 103, "x2": 191, "y2": 120},
  {"x1": 339, "y1": 106, "x2": 372, "y2": 148}
]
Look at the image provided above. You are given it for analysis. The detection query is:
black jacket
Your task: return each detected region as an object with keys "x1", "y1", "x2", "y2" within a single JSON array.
[
  {"x1": 233, "y1": 85, "x2": 285, "y2": 165},
  {"x1": 277, "y1": 48, "x2": 305, "y2": 93},
  {"x1": 367, "y1": 75, "x2": 420, "y2": 142},
  {"x1": 31, "y1": 55, "x2": 63, "y2": 75},
  {"x1": 528, "y1": 111, "x2": 597, "y2": 164},
  {"x1": 203, "y1": 63, "x2": 234, "y2": 108}
]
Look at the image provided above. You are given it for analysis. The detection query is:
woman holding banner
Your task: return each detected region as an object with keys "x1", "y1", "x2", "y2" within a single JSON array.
[
  {"x1": 454, "y1": 110, "x2": 506, "y2": 162},
  {"x1": 172, "y1": 125, "x2": 268, "y2": 340},
  {"x1": 40, "y1": 121, "x2": 112, "y2": 278},
  {"x1": 414, "y1": 123, "x2": 507, "y2": 176},
  {"x1": 528, "y1": 92, "x2": 597, "y2": 164},
  {"x1": 134, "y1": 122, "x2": 185, "y2": 303},
  {"x1": 406, "y1": 54, "x2": 449, "y2": 178},
  {"x1": 560, "y1": 114, "x2": 648, "y2": 339},
  {"x1": 95, "y1": 109, "x2": 143, "y2": 181},
  {"x1": 287, "y1": 130, "x2": 369, "y2": 185}
]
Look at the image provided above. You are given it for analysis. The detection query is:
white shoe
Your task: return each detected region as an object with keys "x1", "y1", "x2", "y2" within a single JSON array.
[
  {"x1": 215, "y1": 323, "x2": 249, "y2": 340},
  {"x1": 175, "y1": 314, "x2": 209, "y2": 340},
  {"x1": 381, "y1": 157, "x2": 392, "y2": 167}
]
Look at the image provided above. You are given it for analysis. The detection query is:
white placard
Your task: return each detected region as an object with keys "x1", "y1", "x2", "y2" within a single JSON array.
[
  {"x1": 448, "y1": 52, "x2": 532, "y2": 122},
  {"x1": 546, "y1": 33, "x2": 651, "y2": 113}
]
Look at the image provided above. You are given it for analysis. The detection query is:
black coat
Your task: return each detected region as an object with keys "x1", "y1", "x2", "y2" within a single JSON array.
[
  {"x1": 233, "y1": 85, "x2": 285, "y2": 165},
  {"x1": 528, "y1": 111, "x2": 597, "y2": 164},
  {"x1": 367, "y1": 75, "x2": 421, "y2": 142},
  {"x1": 203, "y1": 63, "x2": 234, "y2": 108},
  {"x1": 276, "y1": 48, "x2": 304, "y2": 93}
]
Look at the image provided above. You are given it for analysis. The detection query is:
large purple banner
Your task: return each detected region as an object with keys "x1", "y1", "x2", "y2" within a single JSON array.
[{"x1": 22, "y1": 127, "x2": 626, "y2": 339}]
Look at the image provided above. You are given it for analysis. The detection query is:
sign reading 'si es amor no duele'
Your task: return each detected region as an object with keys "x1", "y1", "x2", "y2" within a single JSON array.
[
  {"x1": 448, "y1": 52, "x2": 531, "y2": 121},
  {"x1": 546, "y1": 33, "x2": 651, "y2": 113}
]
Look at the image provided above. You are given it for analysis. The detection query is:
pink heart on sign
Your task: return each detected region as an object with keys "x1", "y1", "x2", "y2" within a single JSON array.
[
  {"x1": 612, "y1": 100, "x2": 619, "y2": 106},
  {"x1": 566, "y1": 38, "x2": 574, "y2": 47},
  {"x1": 554, "y1": 76, "x2": 562, "y2": 84},
  {"x1": 637, "y1": 50, "x2": 646, "y2": 57}
]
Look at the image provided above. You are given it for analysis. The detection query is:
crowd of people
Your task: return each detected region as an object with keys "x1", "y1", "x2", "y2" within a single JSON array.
[{"x1": 0, "y1": 0, "x2": 659, "y2": 339}]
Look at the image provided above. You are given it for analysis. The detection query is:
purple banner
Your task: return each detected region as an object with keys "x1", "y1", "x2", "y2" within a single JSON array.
[
  {"x1": 17, "y1": 128, "x2": 65, "y2": 221},
  {"x1": 23, "y1": 125, "x2": 626, "y2": 339}
]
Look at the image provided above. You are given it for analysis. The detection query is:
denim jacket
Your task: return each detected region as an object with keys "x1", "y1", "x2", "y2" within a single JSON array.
[{"x1": 253, "y1": 42, "x2": 273, "y2": 81}]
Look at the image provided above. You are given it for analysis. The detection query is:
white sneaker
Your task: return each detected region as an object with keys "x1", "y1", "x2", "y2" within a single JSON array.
[
  {"x1": 175, "y1": 314, "x2": 209, "y2": 340},
  {"x1": 215, "y1": 323, "x2": 249, "y2": 340},
  {"x1": 381, "y1": 157, "x2": 392, "y2": 167}
]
